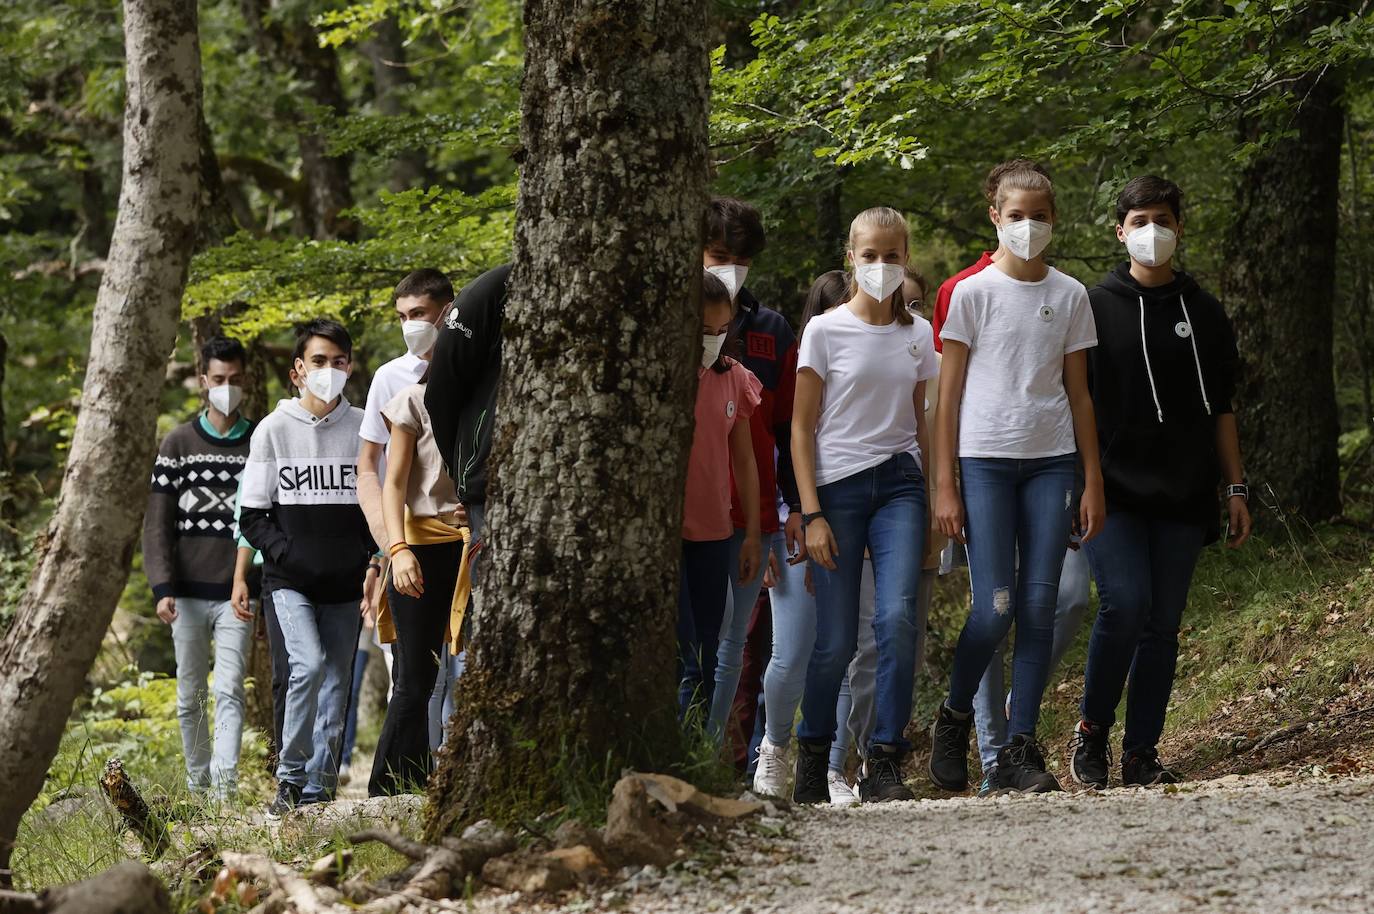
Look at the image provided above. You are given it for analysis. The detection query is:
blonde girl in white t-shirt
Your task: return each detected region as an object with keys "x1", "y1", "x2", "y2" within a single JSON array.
[
  {"x1": 927, "y1": 167, "x2": 1105, "y2": 796},
  {"x1": 790, "y1": 207, "x2": 938, "y2": 805}
]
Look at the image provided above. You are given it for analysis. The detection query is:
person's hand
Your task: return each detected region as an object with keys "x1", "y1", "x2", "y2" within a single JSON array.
[
  {"x1": 231, "y1": 580, "x2": 253, "y2": 623},
  {"x1": 391, "y1": 548, "x2": 424, "y2": 598},
  {"x1": 156, "y1": 596, "x2": 177, "y2": 624},
  {"x1": 762, "y1": 550, "x2": 780, "y2": 588},
  {"x1": 784, "y1": 512, "x2": 807, "y2": 564},
  {"x1": 934, "y1": 484, "x2": 966, "y2": 545},
  {"x1": 360, "y1": 562, "x2": 382, "y2": 617},
  {"x1": 805, "y1": 517, "x2": 838, "y2": 571},
  {"x1": 738, "y1": 533, "x2": 762, "y2": 585},
  {"x1": 804, "y1": 562, "x2": 815, "y2": 596},
  {"x1": 455, "y1": 503, "x2": 470, "y2": 527},
  {"x1": 1226, "y1": 496, "x2": 1252, "y2": 549},
  {"x1": 1078, "y1": 480, "x2": 1106, "y2": 545}
]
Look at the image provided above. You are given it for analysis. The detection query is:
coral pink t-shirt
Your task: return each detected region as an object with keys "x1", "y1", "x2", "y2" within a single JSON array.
[{"x1": 683, "y1": 359, "x2": 762, "y2": 542}]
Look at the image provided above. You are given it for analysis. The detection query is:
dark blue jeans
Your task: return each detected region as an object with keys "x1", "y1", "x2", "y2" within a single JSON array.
[
  {"x1": 1082, "y1": 511, "x2": 1205, "y2": 755},
  {"x1": 798, "y1": 452, "x2": 927, "y2": 752},
  {"x1": 678, "y1": 537, "x2": 732, "y2": 721},
  {"x1": 946, "y1": 454, "x2": 1076, "y2": 737}
]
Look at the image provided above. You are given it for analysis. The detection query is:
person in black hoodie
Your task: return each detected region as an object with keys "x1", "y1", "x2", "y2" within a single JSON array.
[{"x1": 1068, "y1": 176, "x2": 1252, "y2": 790}]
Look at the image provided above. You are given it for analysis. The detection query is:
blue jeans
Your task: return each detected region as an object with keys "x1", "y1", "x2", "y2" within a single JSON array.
[
  {"x1": 273, "y1": 588, "x2": 362, "y2": 801},
  {"x1": 1082, "y1": 512, "x2": 1205, "y2": 755},
  {"x1": 973, "y1": 545, "x2": 1091, "y2": 769},
  {"x1": 428, "y1": 645, "x2": 466, "y2": 753},
  {"x1": 799, "y1": 453, "x2": 927, "y2": 752},
  {"x1": 946, "y1": 455, "x2": 1076, "y2": 738},
  {"x1": 709, "y1": 529, "x2": 776, "y2": 739},
  {"x1": 170, "y1": 597, "x2": 253, "y2": 794},
  {"x1": 678, "y1": 537, "x2": 732, "y2": 720}
]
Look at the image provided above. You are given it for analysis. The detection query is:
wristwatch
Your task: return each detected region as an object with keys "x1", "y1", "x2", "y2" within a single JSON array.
[
  {"x1": 801, "y1": 511, "x2": 826, "y2": 526},
  {"x1": 1225, "y1": 483, "x2": 1249, "y2": 502}
]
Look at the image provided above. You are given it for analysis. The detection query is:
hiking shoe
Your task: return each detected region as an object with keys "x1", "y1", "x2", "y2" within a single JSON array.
[
  {"x1": 977, "y1": 768, "x2": 1000, "y2": 798},
  {"x1": 792, "y1": 739, "x2": 829, "y2": 805},
  {"x1": 752, "y1": 736, "x2": 790, "y2": 799},
  {"x1": 1068, "y1": 720, "x2": 1111, "y2": 789},
  {"x1": 858, "y1": 745, "x2": 915, "y2": 803},
  {"x1": 1122, "y1": 748, "x2": 1180, "y2": 787},
  {"x1": 827, "y1": 770, "x2": 860, "y2": 807},
  {"x1": 992, "y1": 734, "x2": 1062, "y2": 793},
  {"x1": 928, "y1": 703, "x2": 974, "y2": 791},
  {"x1": 267, "y1": 781, "x2": 302, "y2": 818}
]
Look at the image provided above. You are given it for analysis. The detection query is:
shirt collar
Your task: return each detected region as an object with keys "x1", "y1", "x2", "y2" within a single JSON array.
[{"x1": 199, "y1": 411, "x2": 251, "y2": 440}]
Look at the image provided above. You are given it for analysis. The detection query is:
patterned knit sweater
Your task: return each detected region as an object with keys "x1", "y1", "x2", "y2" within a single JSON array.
[{"x1": 142, "y1": 417, "x2": 254, "y2": 602}]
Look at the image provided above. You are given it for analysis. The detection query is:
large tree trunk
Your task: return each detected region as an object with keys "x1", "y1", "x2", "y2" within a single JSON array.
[
  {"x1": 1222, "y1": 27, "x2": 1344, "y2": 520},
  {"x1": 426, "y1": 0, "x2": 711, "y2": 836},
  {"x1": 0, "y1": 0, "x2": 202, "y2": 882},
  {"x1": 360, "y1": 16, "x2": 428, "y2": 192}
]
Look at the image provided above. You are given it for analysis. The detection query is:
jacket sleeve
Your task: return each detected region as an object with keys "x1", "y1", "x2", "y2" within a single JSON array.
[
  {"x1": 237, "y1": 425, "x2": 289, "y2": 565},
  {"x1": 1207, "y1": 295, "x2": 1239, "y2": 415},
  {"x1": 141, "y1": 432, "x2": 181, "y2": 603}
]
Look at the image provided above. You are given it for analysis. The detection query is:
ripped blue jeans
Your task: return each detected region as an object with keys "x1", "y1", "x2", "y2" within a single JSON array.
[
  {"x1": 797, "y1": 452, "x2": 927, "y2": 752},
  {"x1": 945, "y1": 454, "x2": 1077, "y2": 739}
]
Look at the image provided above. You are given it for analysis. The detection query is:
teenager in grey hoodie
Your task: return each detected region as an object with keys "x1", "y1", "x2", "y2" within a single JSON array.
[{"x1": 240, "y1": 319, "x2": 374, "y2": 815}]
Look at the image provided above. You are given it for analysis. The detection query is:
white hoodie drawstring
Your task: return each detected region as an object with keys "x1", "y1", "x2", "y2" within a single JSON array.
[
  {"x1": 1179, "y1": 296, "x2": 1212, "y2": 415},
  {"x1": 1139, "y1": 296, "x2": 1164, "y2": 424}
]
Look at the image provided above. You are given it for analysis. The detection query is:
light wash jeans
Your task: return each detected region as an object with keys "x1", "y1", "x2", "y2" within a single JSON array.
[
  {"x1": 428, "y1": 645, "x2": 467, "y2": 754},
  {"x1": 973, "y1": 545, "x2": 1091, "y2": 770},
  {"x1": 273, "y1": 588, "x2": 361, "y2": 801},
  {"x1": 709, "y1": 528, "x2": 776, "y2": 740},
  {"x1": 170, "y1": 597, "x2": 253, "y2": 794}
]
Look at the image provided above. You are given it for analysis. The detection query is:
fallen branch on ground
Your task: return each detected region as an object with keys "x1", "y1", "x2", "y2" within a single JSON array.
[{"x1": 98, "y1": 758, "x2": 170, "y2": 860}]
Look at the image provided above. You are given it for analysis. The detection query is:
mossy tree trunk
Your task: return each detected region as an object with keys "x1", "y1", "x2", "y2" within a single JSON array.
[
  {"x1": 1222, "y1": 9, "x2": 1345, "y2": 521},
  {"x1": 425, "y1": 0, "x2": 711, "y2": 836},
  {"x1": 0, "y1": 0, "x2": 202, "y2": 883}
]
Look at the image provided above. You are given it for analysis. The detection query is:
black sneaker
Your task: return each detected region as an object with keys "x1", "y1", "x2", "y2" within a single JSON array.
[
  {"x1": 792, "y1": 739, "x2": 829, "y2": 804},
  {"x1": 992, "y1": 734, "x2": 1062, "y2": 793},
  {"x1": 928, "y1": 703, "x2": 974, "y2": 791},
  {"x1": 1122, "y1": 748, "x2": 1180, "y2": 787},
  {"x1": 976, "y1": 767, "x2": 1000, "y2": 798},
  {"x1": 267, "y1": 781, "x2": 302, "y2": 818},
  {"x1": 1068, "y1": 720, "x2": 1111, "y2": 789},
  {"x1": 857, "y1": 744, "x2": 914, "y2": 803}
]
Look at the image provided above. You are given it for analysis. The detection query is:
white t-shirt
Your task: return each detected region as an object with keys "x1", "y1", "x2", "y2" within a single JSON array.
[
  {"x1": 940, "y1": 265, "x2": 1097, "y2": 459},
  {"x1": 797, "y1": 304, "x2": 939, "y2": 487},
  {"x1": 359, "y1": 353, "x2": 427, "y2": 477}
]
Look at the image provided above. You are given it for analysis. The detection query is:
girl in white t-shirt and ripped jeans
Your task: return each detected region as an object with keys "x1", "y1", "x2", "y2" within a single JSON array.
[
  {"x1": 791, "y1": 207, "x2": 938, "y2": 805},
  {"x1": 928, "y1": 166, "x2": 1106, "y2": 795}
]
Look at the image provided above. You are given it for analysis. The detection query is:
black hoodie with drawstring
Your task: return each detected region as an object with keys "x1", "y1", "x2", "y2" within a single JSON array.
[{"x1": 1087, "y1": 262, "x2": 1238, "y2": 543}]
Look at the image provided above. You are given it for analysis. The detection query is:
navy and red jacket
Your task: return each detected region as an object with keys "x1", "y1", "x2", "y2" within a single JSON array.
[{"x1": 728, "y1": 287, "x2": 799, "y2": 535}]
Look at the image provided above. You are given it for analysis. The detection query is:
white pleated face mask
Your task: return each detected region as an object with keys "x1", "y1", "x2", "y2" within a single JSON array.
[
  {"x1": 401, "y1": 319, "x2": 439, "y2": 357},
  {"x1": 1124, "y1": 222, "x2": 1178, "y2": 268},
  {"x1": 206, "y1": 383, "x2": 243, "y2": 416},
  {"x1": 706, "y1": 264, "x2": 749, "y2": 301},
  {"x1": 853, "y1": 262, "x2": 906, "y2": 303},
  {"x1": 997, "y1": 218, "x2": 1053, "y2": 261},
  {"x1": 304, "y1": 367, "x2": 348, "y2": 403},
  {"x1": 701, "y1": 332, "x2": 728, "y2": 369}
]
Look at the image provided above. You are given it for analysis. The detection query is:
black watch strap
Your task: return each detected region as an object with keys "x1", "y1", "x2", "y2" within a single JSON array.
[{"x1": 801, "y1": 511, "x2": 825, "y2": 525}]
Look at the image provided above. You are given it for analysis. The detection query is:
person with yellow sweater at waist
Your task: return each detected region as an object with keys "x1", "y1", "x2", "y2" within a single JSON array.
[{"x1": 368, "y1": 373, "x2": 473, "y2": 797}]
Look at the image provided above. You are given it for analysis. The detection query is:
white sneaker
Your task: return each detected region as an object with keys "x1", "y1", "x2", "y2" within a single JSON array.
[
  {"x1": 752, "y1": 736, "x2": 790, "y2": 799},
  {"x1": 827, "y1": 770, "x2": 859, "y2": 807}
]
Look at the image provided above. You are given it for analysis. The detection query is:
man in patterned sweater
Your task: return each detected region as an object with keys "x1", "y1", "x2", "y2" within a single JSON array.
[{"x1": 142, "y1": 336, "x2": 259, "y2": 798}]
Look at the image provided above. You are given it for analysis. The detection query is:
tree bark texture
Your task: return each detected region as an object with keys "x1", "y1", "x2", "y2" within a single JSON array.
[
  {"x1": 1222, "y1": 60, "x2": 1345, "y2": 520},
  {"x1": 0, "y1": 0, "x2": 202, "y2": 879},
  {"x1": 426, "y1": 0, "x2": 711, "y2": 836}
]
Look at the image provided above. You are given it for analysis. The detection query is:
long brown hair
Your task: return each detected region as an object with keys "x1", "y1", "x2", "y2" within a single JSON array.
[{"x1": 845, "y1": 206, "x2": 914, "y2": 326}]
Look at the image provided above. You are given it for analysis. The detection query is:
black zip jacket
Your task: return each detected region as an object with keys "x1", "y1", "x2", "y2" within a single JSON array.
[
  {"x1": 426, "y1": 263, "x2": 510, "y2": 506},
  {"x1": 1087, "y1": 262, "x2": 1238, "y2": 541}
]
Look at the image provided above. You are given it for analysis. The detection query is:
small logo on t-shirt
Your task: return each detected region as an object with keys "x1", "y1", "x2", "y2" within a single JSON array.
[
  {"x1": 746, "y1": 332, "x2": 775, "y2": 360},
  {"x1": 1039, "y1": 305, "x2": 1055, "y2": 322},
  {"x1": 726, "y1": 400, "x2": 736, "y2": 419},
  {"x1": 908, "y1": 340, "x2": 921, "y2": 358},
  {"x1": 1175, "y1": 321, "x2": 1192, "y2": 338}
]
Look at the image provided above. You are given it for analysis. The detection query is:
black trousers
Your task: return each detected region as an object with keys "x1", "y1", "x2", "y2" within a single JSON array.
[{"x1": 368, "y1": 540, "x2": 462, "y2": 796}]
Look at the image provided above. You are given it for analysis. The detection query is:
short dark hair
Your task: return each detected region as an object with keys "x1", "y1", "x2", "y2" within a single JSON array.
[
  {"x1": 201, "y1": 335, "x2": 246, "y2": 371},
  {"x1": 393, "y1": 268, "x2": 454, "y2": 306},
  {"x1": 704, "y1": 196, "x2": 767, "y2": 259},
  {"x1": 1115, "y1": 175, "x2": 1184, "y2": 224},
  {"x1": 292, "y1": 318, "x2": 352, "y2": 363},
  {"x1": 983, "y1": 158, "x2": 1051, "y2": 204},
  {"x1": 701, "y1": 270, "x2": 732, "y2": 308}
]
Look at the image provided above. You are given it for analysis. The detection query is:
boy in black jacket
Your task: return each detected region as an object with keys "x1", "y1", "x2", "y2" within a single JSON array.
[{"x1": 1068, "y1": 176, "x2": 1252, "y2": 790}]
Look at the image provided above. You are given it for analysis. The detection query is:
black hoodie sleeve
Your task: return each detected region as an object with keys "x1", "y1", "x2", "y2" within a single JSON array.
[{"x1": 1204, "y1": 293, "x2": 1239, "y2": 415}]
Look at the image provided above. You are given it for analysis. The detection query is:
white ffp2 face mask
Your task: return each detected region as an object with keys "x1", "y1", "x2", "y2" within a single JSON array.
[
  {"x1": 401, "y1": 319, "x2": 439, "y2": 357},
  {"x1": 997, "y1": 218, "x2": 1053, "y2": 261},
  {"x1": 706, "y1": 264, "x2": 749, "y2": 301},
  {"x1": 853, "y1": 262, "x2": 906, "y2": 303},
  {"x1": 206, "y1": 383, "x2": 243, "y2": 416},
  {"x1": 304, "y1": 367, "x2": 348, "y2": 403},
  {"x1": 1124, "y1": 222, "x2": 1177, "y2": 268},
  {"x1": 701, "y1": 332, "x2": 728, "y2": 369}
]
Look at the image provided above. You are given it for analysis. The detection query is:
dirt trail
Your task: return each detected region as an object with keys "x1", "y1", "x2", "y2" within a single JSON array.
[{"x1": 530, "y1": 773, "x2": 1374, "y2": 914}]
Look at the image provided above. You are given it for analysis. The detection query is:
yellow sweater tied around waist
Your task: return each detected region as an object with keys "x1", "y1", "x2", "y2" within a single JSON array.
[{"x1": 376, "y1": 511, "x2": 474, "y2": 654}]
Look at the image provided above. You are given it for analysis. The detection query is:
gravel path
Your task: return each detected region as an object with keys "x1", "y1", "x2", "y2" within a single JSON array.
[{"x1": 575, "y1": 774, "x2": 1374, "y2": 914}]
